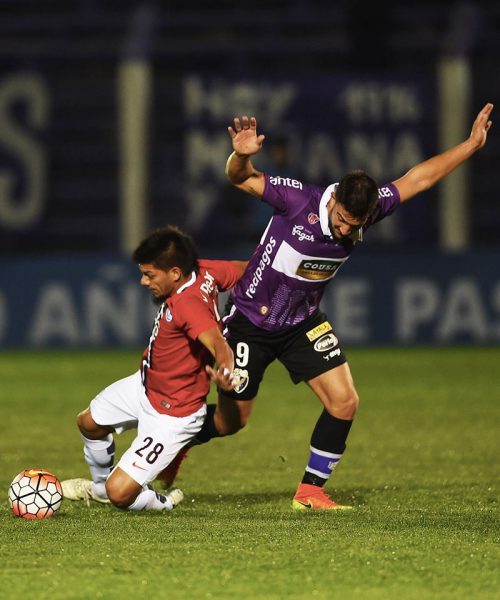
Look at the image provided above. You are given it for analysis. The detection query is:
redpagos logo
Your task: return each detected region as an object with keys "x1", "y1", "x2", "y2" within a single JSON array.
[{"x1": 244, "y1": 237, "x2": 277, "y2": 299}]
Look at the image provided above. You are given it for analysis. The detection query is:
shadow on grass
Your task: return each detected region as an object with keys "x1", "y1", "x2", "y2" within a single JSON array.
[{"x1": 184, "y1": 487, "x2": 366, "y2": 508}]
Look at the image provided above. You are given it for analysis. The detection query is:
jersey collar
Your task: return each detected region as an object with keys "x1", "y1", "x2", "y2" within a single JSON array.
[
  {"x1": 319, "y1": 183, "x2": 338, "y2": 239},
  {"x1": 176, "y1": 271, "x2": 196, "y2": 294}
]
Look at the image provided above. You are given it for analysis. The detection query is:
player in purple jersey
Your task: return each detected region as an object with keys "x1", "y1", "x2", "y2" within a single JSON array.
[{"x1": 190, "y1": 103, "x2": 494, "y2": 510}]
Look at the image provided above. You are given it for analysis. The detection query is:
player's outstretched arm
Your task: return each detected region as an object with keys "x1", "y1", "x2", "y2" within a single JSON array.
[
  {"x1": 393, "y1": 102, "x2": 494, "y2": 203},
  {"x1": 225, "y1": 115, "x2": 266, "y2": 197},
  {"x1": 199, "y1": 327, "x2": 236, "y2": 392}
]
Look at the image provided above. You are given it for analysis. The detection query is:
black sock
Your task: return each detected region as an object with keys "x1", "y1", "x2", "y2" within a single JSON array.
[
  {"x1": 301, "y1": 410, "x2": 353, "y2": 486},
  {"x1": 188, "y1": 404, "x2": 221, "y2": 446}
]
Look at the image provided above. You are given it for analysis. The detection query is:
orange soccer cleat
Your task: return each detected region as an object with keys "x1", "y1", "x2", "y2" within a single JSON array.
[{"x1": 292, "y1": 483, "x2": 353, "y2": 511}]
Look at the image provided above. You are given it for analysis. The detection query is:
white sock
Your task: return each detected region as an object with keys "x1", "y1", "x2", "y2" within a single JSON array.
[
  {"x1": 128, "y1": 486, "x2": 174, "y2": 511},
  {"x1": 82, "y1": 434, "x2": 114, "y2": 499}
]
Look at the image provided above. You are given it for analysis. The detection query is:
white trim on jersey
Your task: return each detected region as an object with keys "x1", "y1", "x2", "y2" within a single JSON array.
[
  {"x1": 222, "y1": 303, "x2": 237, "y2": 337},
  {"x1": 319, "y1": 183, "x2": 338, "y2": 238},
  {"x1": 176, "y1": 271, "x2": 196, "y2": 294},
  {"x1": 259, "y1": 216, "x2": 274, "y2": 246}
]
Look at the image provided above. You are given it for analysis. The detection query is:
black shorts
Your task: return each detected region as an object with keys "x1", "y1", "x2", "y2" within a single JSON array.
[{"x1": 223, "y1": 309, "x2": 347, "y2": 400}]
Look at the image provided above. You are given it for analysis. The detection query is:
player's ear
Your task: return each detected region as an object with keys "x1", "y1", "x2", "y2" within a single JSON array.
[{"x1": 171, "y1": 266, "x2": 182, "y2": 281}]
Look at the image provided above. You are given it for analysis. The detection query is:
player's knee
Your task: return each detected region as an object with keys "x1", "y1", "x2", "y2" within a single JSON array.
[
  {"x1": 105, "y1": 480, "x2": 135, "y2": 509},
  {"x1": 216, "y1": 416, "x2": 247, "y2": 436},
  {"x1": 77, "y1": 409, "x2": 112, "y2": 439},
  {"x1": 214, "y1": 398, "x2": 252, "y2": 436},
  {"x1": 326, "y1": 388, "x2": 359, "y2": 419}
]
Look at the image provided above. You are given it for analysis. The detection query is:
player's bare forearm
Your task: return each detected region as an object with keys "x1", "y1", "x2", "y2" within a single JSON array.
[
  {"x1": 199, "y1": 327, "x2": 234, "y2": 372},
  {"x1": 393, "y1": 102, "x2": 494, "y2": 203},
  {"x1": 394, "y1": 139, "x2": 478, "y2": 202},
  {"x1": 225, "y1": 152, "x2": 265, "y2": 197},
  {"x1": 200, "y1": 327, "x2": 236, "y2": 391}
]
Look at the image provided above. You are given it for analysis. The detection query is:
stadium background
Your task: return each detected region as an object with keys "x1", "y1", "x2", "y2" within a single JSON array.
[{"x1": 1, "y1": 0, "x2": 499, "y2": 349}]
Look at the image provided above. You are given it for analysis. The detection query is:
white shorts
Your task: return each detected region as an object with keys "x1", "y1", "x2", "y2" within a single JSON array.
[{"x1": 90, "y1": 370, "x2": 206, "y2": 486}]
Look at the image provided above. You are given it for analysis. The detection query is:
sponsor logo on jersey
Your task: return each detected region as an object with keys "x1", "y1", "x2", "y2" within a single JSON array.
[
  {"x1": 232, "y1": 368, "x2": 249, "y2": 394},
  {"x1": 200, "y1": 271, "x2": 215, "y2": 297},
  {"x1": 308, "y1": 212, "x2": 319, "y2": 224},
  {"x1": 269, "y1": 175, "x2": 303, "y2": 190},
  {"x1": 313, "y1": 333, "x2": 338, "y2": 352},
  {"x1": 306, "y1": 321, "x2": 332, "y2": 341},
  {"x1": 244, "y1": 236, "x2": 277, "y2": 299},
  {"x1": 378, "y1": 186, "x2": 393, "y2": 198},
  {"x1": 296, "y1": 259, "x2": 343, "y2": 280},
  {"x1": 322, "y1": 348, "x2": 342, "y2": 361},
  {"x1": 292, "y1": 225, "x2": 315, "y2": 242}
]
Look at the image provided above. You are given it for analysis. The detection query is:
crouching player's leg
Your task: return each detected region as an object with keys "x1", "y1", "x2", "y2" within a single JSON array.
[
  {"x1": 105, "y1": 461, "x2": 183, "y2": 512},
  {"x1": 63, "y1": 371, "x2": 205, "y2": 511},
  {"x1": 64, "y1": 407, "x2": 186, "y2": 511},
  {"x1": 106, "y1": 404, "x2": 203, "y2": 512},
  {"x1": 61, "y1": 407, "x2": 115, "y2": 504}
]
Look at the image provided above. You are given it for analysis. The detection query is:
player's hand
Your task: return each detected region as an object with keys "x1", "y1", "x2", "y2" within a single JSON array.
[
  {"x1": 228, "y1": 116, "x2": 265, "y2": 157},
  {"x1": 469, "y1": 102, "x2": 493, "y2": 150},
  {"x1": 206, "y1": 365, "x2": 237, "y2": 392}
]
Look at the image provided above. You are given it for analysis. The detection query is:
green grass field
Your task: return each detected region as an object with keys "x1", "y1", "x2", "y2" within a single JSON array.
[{"x1": 0, "y1": 348, "x2": 498, "y2": 600}]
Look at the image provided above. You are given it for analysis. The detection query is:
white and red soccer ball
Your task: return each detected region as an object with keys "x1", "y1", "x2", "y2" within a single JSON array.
[{"x1": 8, "y1": 469, "x2": 63, "y2": 519}]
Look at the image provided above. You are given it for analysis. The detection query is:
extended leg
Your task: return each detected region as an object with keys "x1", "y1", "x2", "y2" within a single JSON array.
[
  {"x1": 293, "y1": 362, "x2": 359, "y2": 510},
  {"x1": 192, "y1": 394, "x2": 254, "y2": 443}
]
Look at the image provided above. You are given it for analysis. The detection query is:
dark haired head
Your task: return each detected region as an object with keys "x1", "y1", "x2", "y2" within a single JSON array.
[
  {"x1": 132, "y1": 225, "x2": 199, "y2": 276},
  {"x1": 335, "y1": 170, "x2": 379, "y2": 221}
]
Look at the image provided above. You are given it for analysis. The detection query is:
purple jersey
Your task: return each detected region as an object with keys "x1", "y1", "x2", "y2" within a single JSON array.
[{"x1": 229, "y1": 174, "x2": 400, "y2": 331}]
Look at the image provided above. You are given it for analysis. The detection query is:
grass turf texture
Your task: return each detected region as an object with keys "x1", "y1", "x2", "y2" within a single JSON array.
[{"x1": 0, "y1": 348, "x2": 498, "y2": 600}]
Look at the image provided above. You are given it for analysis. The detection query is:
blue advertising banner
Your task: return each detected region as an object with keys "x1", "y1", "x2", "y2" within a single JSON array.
[
  {"x1": 1, "y1": 251, "x2": 498, "y2": 349},
  {"x1": 0, "y1": 256, "x2": 155, "y2": 349},
  {"x1": 175, "y1": 74, "x2": 437, "y2": 249},
  {"x1": 0, "y1": 69, "x2": 437, "y2": 255}
]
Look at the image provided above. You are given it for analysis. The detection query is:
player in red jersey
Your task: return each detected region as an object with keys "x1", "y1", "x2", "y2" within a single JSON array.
[{"x1": 62, "y1": 226, "x2": 246, "y2": 512}]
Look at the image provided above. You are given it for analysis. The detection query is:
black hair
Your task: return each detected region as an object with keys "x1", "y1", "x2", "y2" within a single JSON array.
[
  {"x1": 335, "y1": 170, "x2": 379, "y2": 220},
  {"x1": 132, "y1": 225, "x2": 199, "y2": 276}
]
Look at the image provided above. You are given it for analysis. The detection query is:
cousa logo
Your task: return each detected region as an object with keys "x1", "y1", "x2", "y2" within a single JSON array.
[{"x1": 314, "y1": 333, "x2": 338, "y2": 352}]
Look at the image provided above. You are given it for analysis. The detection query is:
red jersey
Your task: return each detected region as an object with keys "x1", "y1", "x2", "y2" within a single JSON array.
[{"x1": 140, "y1": 259, "x2": 242, "y2": 417}]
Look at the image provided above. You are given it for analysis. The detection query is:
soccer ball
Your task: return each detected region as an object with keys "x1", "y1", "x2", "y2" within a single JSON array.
[{"x1": 8, "y1": 469, "x2": 63, "y2": 519}]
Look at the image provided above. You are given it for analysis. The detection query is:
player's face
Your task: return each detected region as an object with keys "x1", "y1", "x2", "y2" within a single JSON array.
[
  {"x1": 138, "y1": 263, "x2": 178, "y2": 301},
  {"x1": 328, "y1": 197, "x2": 365, "y2": 240}
]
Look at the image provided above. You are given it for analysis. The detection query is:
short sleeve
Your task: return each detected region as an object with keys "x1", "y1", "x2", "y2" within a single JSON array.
[
  {"x1": 174, "y1": 296, "x2": 218, "y2": 341},
  {"x1": 262, "y1": 174, "x2": 314, "y2": 216},
  {"x1": 366, "y1": 182, "x2": 401, "y2": 227},
  {"x1": 198, "y1": 259, "x2": 243, "y2": 291}
]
